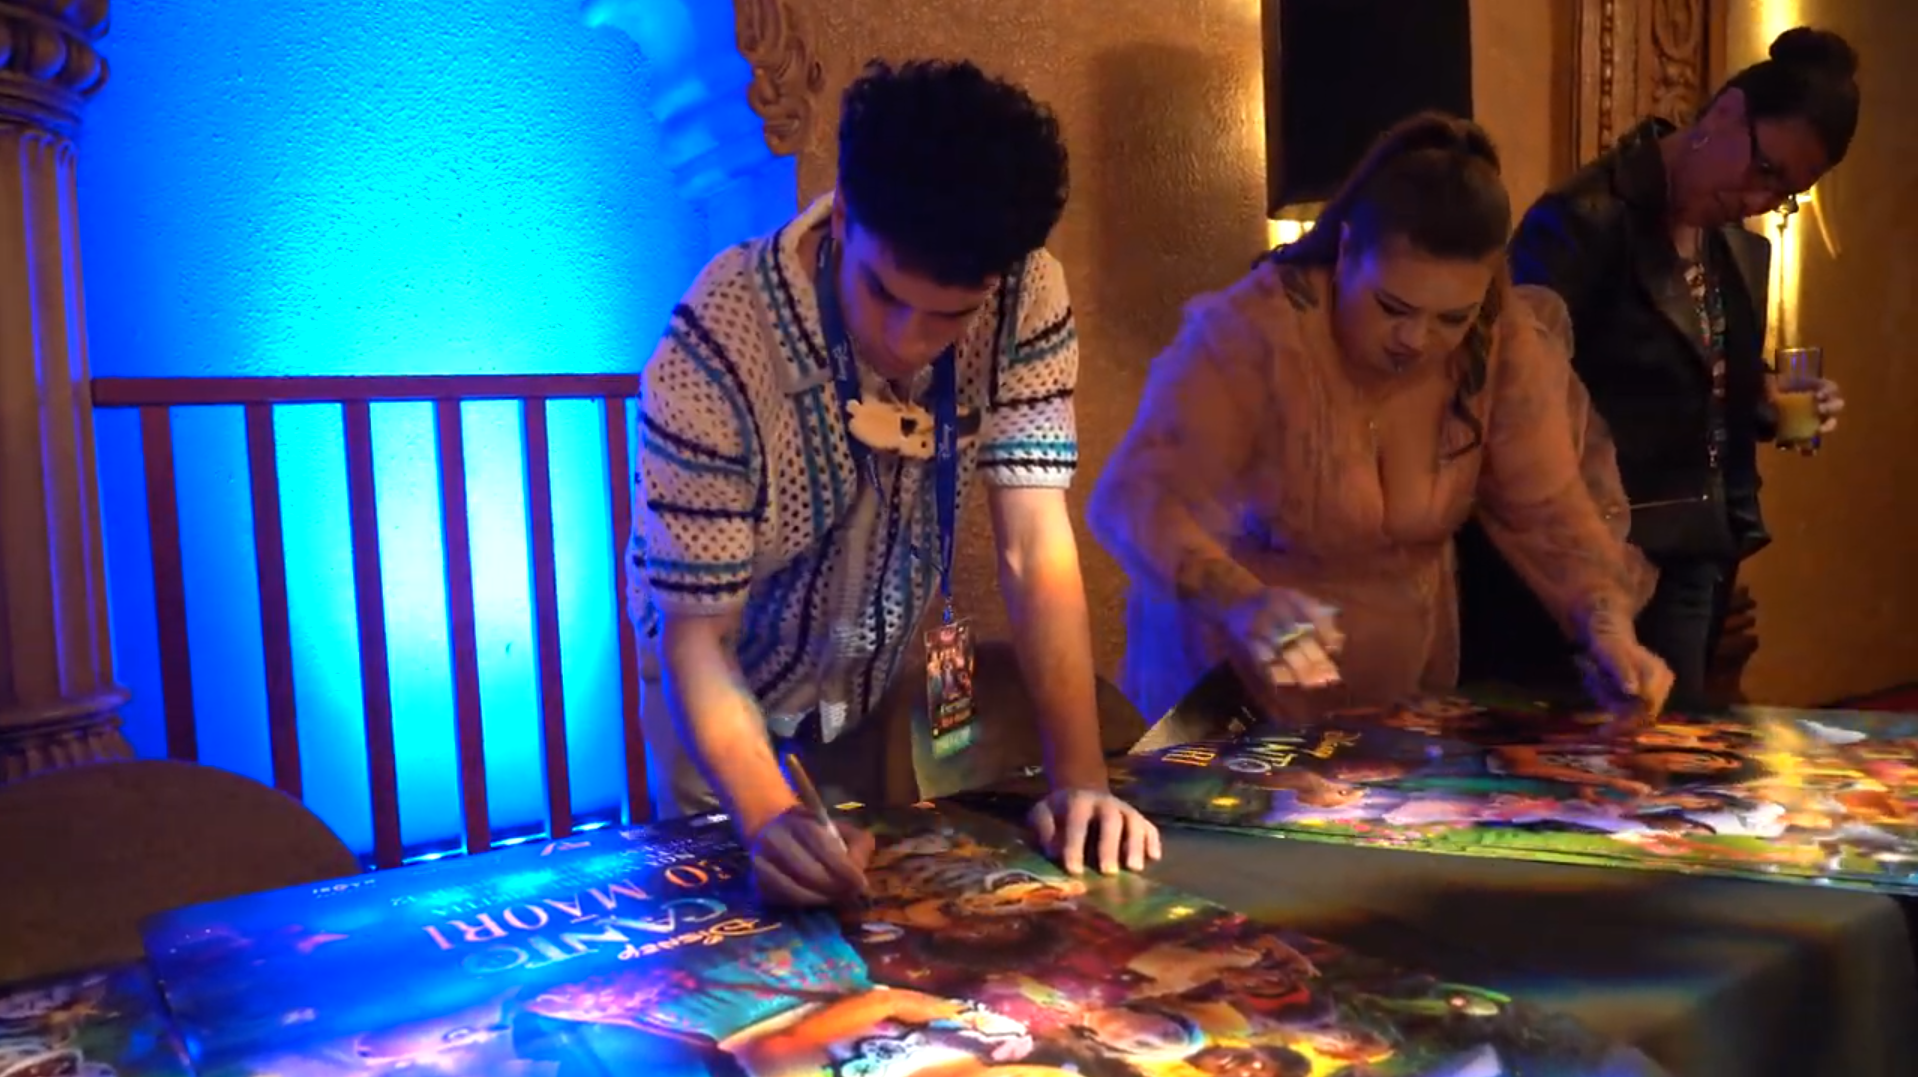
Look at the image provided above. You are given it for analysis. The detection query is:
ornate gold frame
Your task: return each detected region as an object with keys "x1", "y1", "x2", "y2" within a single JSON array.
[
  {"x1": 1568, "y1": 0, "x2": 1717, "y2": 166},
  {"x1": 733, "y1": 0, "x2": 825, "y2": 156}
]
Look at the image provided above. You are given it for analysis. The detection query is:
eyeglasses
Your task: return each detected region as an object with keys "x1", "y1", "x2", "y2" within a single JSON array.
[{"x1": 1745, "y1": 113, "x2": 1800, "y2": 214}]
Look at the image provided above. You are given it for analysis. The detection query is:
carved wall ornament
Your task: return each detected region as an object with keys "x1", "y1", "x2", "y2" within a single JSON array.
[
  {"x1": 1595, "y1": 0, "x2": 1620, "y2": 151},
  {"x1": 735, "y1": 0, "x2": 824, "y2": 156},
  {"x1": 1571, "y1": 0, "x2": 1631, "y2": 165},
  {"x1": 583, "y1": 0, "x2": 807, "y2": 250},
  {"x1": 0, "y1": 0, "x2": 110, "y2": 134},
  {"x1": 1647, "y1": 0, "x2": 1706, "y2": 124},
  {"x1": 1571, "y1": 0, "x2": 1710, "y2": 166},
  {"x1": 584, "y1": 0, "x2": 822, "y2": 163}
]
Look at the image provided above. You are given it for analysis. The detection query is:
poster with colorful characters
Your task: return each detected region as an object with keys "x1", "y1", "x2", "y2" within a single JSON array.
[
  {"x1": 140, "y1": 810, "x2": 751, "y2": 1071},
  {"x1": 1101, "y1": 668, "x2": 1918, "y2": 895},
  {"x1": 42, "y1": 802, "x2": 1655, "y2": 1077},
  {"x1": 0, "y1": 964, "x2": 189, "y2": 1077}
]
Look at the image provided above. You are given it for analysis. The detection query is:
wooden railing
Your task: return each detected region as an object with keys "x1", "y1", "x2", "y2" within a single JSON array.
[
  {"x1": 91, "y1": 375, "x2": 647, "y2": 870},
  {"x1": 91, "y1": 372, "x2": 1761, "y2": 874}
]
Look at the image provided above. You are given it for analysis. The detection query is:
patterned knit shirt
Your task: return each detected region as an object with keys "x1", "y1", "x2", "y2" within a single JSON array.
[{"x1": 625, "y1": 194, "x2": 1080, "y2": 739}]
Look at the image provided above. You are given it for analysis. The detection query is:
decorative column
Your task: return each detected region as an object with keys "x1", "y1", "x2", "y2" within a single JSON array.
[
  {"x1": 0, "y1": 0, "x2": 131, "y2": 781},
  {"x1": 582, "y1": 0, "x2": 820, "y2": 254}
]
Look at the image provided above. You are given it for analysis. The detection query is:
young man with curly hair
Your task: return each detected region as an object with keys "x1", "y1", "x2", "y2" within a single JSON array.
[{"x1": 626, "y1": 60, "x2": 1160, "y2": 906}]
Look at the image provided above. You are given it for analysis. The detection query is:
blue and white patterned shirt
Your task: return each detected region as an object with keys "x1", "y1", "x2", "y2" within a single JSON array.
[{"x1": 626, "y1": 194, "x2": 1080, "y2": 739}]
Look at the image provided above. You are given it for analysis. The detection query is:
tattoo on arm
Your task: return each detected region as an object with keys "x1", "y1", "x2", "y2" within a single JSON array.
[
  {"x1": 1584, "y1": 594, "x2": 1625, "y2": 640},
  {"x1": 1484, "y1": 348, "x2": 1639, "y2": 633},
  {"x1": 1504, "y1": 511, "x2": 1632, "y2": 629},
  {"x1": 1131, "y1": 420, "x2": 1184, "y2": 456},
  {"x1": 1496, "y1": 373, "x2": 1547, "y2": 426},
  {"x1": 1173, "y1": 552, "x2": 1257, "y2": 612}
]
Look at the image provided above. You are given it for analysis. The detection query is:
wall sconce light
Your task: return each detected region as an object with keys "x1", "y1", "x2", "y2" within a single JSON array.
[
  {"x1": 1770, "y1": 185, "x2": 1837, "y2": 256},
  {"x1": 1762, "y1": 185, "x2": 1834, "y2": 352},
  {"x1": 1266, "y1": 209, "x2": 1320, "y2": 250}
]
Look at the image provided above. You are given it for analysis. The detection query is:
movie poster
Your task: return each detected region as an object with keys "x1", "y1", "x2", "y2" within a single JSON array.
[
  {"x1": 1106, "y1": 668, "x2": 1918, "y2": 896},
  {"x1": 109, "y1": 803, "x2": 1653, "y2": 1076},
  {"x1": 0, "y1": 964, "x2": 190, "y2": 1077}
]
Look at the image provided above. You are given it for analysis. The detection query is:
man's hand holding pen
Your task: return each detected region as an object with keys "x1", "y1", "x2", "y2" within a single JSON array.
[{"x1": 749, "y1": 754, "x2": 874, "y2": 907}]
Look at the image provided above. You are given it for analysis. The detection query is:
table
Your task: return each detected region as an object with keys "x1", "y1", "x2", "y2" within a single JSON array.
[
  {"x1": 0, "y1": 802, "x2": 1672, "y2": 1077},
  {"x1": 1145, "y1": 826, "x2": 1918, "y2": 1077},
  {"x1": 939, "y1": 675, "x2": 1918, "y2": 1077},
  {"x1": 13, "y1": 823, "x2": 1902, "y2": 1077},
  {"x1": 6, "y1": 775, "x2": 1912, "y2": 1077}
]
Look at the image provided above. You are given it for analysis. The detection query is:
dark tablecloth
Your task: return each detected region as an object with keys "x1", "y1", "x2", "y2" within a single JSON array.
[
  {"x1": 932, "y1": 662, "x2": 1918, "y2": 1077},
  {"x1": 1140, "y1": 826, "x2": 1918, "y2": 1077}
]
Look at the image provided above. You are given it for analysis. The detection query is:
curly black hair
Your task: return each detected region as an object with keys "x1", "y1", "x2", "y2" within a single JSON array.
[{"x1": 836, "y1": 59, "x2": 1069, "y2": 288}]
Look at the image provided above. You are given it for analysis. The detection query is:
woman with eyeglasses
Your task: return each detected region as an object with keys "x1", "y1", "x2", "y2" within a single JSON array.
[{"x1": 1457, "y1": 26, "x2": 1862, "y2": 712}]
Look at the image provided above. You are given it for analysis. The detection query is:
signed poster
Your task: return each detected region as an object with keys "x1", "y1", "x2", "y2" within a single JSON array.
[
  {"x1": 1107, "y1": 669, "x2": 1918, "y2": 896},
  {"x1": 127, "y1": 804, "x2": 1650, "y2": 1076}
]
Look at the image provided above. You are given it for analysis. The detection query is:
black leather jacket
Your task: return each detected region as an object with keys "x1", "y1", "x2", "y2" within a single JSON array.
[{"x1": 1458, "y1": 119, "x2": 1774, "y2": 686}]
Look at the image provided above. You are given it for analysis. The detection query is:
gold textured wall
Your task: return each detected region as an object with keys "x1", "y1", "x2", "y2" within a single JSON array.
[
  {"x1": 1719, "y1": 0, "x2": 1918, "y2": 704},
  {"x1": 791, "y1": 0, "x2": 1568, "y2": 687}
]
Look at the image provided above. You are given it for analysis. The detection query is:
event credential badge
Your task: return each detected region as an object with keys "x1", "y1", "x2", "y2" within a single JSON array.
[{"x1": 923, "y1": 617, "x2": 978, "y2": 759}]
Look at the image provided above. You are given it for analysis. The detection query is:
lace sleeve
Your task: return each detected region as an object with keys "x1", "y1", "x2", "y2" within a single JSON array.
[
  {"x1": 1087, "y1": 291, "x2": 1271, "y2": 615},
  {"x1": 1475, "y1": 286, "x2": 1654, "y2": 640}
]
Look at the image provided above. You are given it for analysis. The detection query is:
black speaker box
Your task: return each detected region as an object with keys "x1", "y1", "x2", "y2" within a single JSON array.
[{"x1": 1265, "y1": 0, "x2": 1476, "y2": 212}]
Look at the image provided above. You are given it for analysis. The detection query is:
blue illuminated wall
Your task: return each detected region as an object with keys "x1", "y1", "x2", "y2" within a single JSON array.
[{"x1": 80, "y1": 1, "x2": 793, "y2": 858}]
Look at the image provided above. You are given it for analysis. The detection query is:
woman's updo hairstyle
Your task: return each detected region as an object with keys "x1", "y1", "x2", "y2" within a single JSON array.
[
  {"x1": 1267, "y1": 112, "x2": 1512, "y2": 457},
  {"x1": 1719, "y1": 26, "x2": 1861, "y2": 165},
  {"x1": 1267, "y1": 111, "x2": 1510, "y2": 269}
]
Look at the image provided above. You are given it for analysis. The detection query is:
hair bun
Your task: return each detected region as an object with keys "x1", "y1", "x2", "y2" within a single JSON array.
[
  {"x1": 1382, "y1": 111, "x2": 1503, "y2": 171},
  {"x1": 1770, "y1": 26, "x2": 1859, "y2": 79}
]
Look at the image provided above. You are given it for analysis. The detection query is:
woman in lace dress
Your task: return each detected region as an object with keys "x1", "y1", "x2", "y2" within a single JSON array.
[{"x1": 1088, "y1": 113, "x2": 1670, "y2": 730}]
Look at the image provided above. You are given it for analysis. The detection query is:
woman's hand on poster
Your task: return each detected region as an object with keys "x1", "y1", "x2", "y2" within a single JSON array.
[
  {"x1": 1220, "y1": 587, "x2": 1345, "y2": 690},
  {"x1": 748, "y1": 807, "x2": 876, "y2": 907},
  {"x1": 1813, "y1": 378, "x2": 1845, "y2": 433},
  {"x1": 1579, "y1": 630, "x2": 1674, "y2": 723},
  {"x1": 1029, "y1": 787, "x2": 1162, "y2": 876}
]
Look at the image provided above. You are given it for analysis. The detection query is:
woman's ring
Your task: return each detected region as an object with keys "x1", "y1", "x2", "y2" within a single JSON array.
[{"x1": 1271, "y1": 623, "x2": 1315, "y2": 652}]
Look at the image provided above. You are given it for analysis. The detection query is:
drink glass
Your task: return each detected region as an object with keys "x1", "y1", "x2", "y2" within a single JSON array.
[{"x1": 1772, "y1": 346, "x2": 1824, "y2": 454}]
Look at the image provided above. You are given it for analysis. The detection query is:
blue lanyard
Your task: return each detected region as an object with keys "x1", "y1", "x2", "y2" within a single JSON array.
[{"x1": 814, "y1": 234, "x2": 961, "y2": 615}]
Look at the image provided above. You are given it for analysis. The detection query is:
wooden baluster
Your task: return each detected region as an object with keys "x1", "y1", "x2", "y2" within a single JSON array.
[
  {"x1": 343, "y1": 402, "x2": 402, "y2": 869},
  {"x1": 93, "y1": 375, "x2": 657, "y2": 857},
  {"x1": 604, "y1": 396, "x2": 646, "y2": 822},
  {"x1": 522, "y1": 400, "x2": 571, "y2": 839},
  {"x1": 244, "y1": 404, "x2": 301, "y2": 797},
  {"x1": 140, "y1": 406, "x2": 196, "y2": 762},
  {"x1": 435, "y1": 400, "x2": 491, "y2": 854}
]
